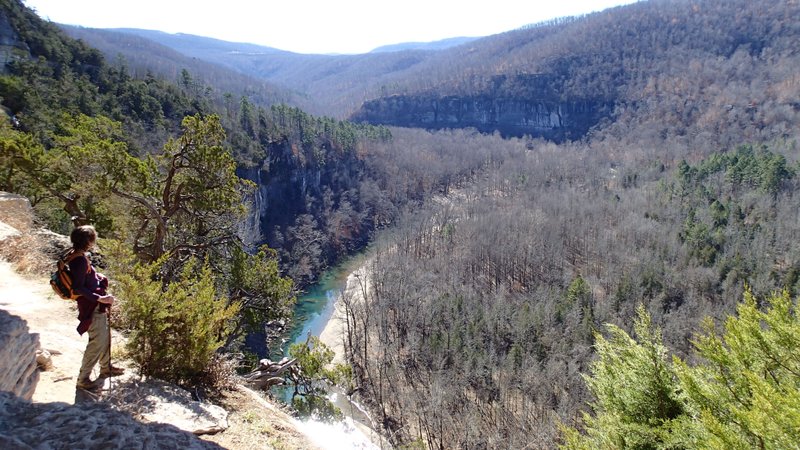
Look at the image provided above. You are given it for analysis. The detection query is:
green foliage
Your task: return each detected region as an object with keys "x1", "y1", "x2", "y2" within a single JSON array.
[
  {"x1": 3, "y1": 111, "x2": 252, "y2": 251},
  {"x1": 30, "y1": 112, "x2": 253, "y2": 265},
  {"x1": 109, "y1": 242, "x2": 240, "y2": 387},
  {"x1": 567, "y1": 275, "x2": 592, "y2": 306},
  {"x1": 0, "y1": 117, "x2": 109, "y2": 229},
  {"x1": 268, "y1": 104, "x2": 391, "y2": 167},
  {"x1": 291, "y1": 392, "x2": 343, "y2": 423},
  {"x1": 290, "y1": 336, "x2": 334, "y2": 380},
  {"x1": 679, "y1": 145, "x2": 795, "y2": 195},
  {"x1": 0, "y1": 0, "x2": 202, "y2": 144},
  {"x1": 558, "y1": 275, "x2": 594, "y2": 334},
  {"x1": 0, "y1": 75, "x2": 27, "y2": 113},
  {"x1": 289, "y1": 336, "x2": 351, "y2": 387},
  {"x1": 675, "y1": 288, "x2": 800, "y2": 449},
  {"x1": 564, "y1": 291, "x2": 800, "y2": 449},
  {"x1": 0, "y1": 0, "x2": 364, "y2": 397},
  {"x1": 673, "y1": 144, "x2": 795, "y2": 271},
  {"x1": 287, "y1": 336, "x2": 351, "y2": 422},
  {"x1": 49, "y1": 114, "x2": 137, "y2": 225},
  {"x1": 227, "y1": 245, "x2": 295, "y2": 341},
  {"x1": 0, "y1": 120, "x2": 48, "y2": 199},
  {"x1": 2, "y1": 0, "x2": 402, "y2": 293},
  {"x1": 679, "y1": 210, "x2": 722, "y2": 266},
  {"x1": 562, "y1": 305, "x2": 691, "y2": 450}
]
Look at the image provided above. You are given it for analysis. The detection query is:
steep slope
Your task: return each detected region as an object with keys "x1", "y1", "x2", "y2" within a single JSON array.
[
  {"x1": 61, "y1": 26, "x2": 302, "y2": 111},
  {"x1": 1, "y1": 0, "x2": 399, "y2": 291}
]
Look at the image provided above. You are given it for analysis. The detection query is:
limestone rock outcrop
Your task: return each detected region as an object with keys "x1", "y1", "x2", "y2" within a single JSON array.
[
  {"x1": 0, "y1": 309, "x2": 39, "y2": 400},
  {"x1": 352, "y1": 94, "x2": 609, "y2": 141},
  {"x1": 0, "y1": 11, "x2": 28, "y2": 75},
  {"x1": 0, "y1": 192, "x2": 33, "y2": 233},
  {"x1": 0, "y1": 220, "x2": 20, "y2": 242},
  {"x1": 0, "y1": 391, "x2": 223, "y2": 449},
  {"x1": 106, "y1": 379, "x2": 229, "y2": 435}
]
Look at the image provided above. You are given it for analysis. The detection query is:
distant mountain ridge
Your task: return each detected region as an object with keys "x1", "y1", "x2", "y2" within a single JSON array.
[
  {"x1": 369, "y1": 36, "x2": 479, "y2": 53},
  {"x1": 111, "y1": 29, "x2": 292, "y2": 56},
  {"x1": 102, "y1": 29, "x2": 477, "y2": 56}
]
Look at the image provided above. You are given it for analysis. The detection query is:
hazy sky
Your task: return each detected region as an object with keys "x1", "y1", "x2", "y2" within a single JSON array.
[{"x1": 22, "y1": 0, "x2": 638, "y2": 54}]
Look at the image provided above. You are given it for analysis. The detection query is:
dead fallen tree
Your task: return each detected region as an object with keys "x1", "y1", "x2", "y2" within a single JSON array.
[{"x1": 243, "y1": 357, "x2": 298, "y2": 390}]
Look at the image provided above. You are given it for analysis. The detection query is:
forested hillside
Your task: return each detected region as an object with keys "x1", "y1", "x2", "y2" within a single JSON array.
[
  {"x1": 0, "y1": 0, "x2": 387, "y2": 288},
  {"x1": 1, "y1": 0, "x2": 502, "y2": 294},
  {"x1": 343, "y1": 135, "x2": 800, "y2": 447},
  {"x1": 0, "y1": 0, "x2": 496, "y2": 404},
  {"x1": 354, "y1": 0, "x2": 800, "y2": 141},
  {"x1": 60, "y1": 26, "x2": 303, "y2": 112},
  {"x1": 62, "y1": 25, "x2": 444, "y2": 118}
]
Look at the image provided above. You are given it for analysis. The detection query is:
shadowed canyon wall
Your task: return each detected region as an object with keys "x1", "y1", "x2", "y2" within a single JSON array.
[{"x1": 353, "y1": 94, "x2": 609, "y2": 141}]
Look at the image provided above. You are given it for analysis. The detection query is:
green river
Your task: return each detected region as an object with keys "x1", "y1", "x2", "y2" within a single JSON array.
[
  {"x1": 284, "y1": 252, "x2": 368, "y2": 350},
  {"x1": 275, "y1": 252, "x2": 384, "y2": 449}
]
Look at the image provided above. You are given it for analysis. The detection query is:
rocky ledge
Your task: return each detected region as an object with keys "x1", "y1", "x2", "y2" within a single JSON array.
[{"x1": 0, "y1": 391, "x2": 222, "y2": 449}]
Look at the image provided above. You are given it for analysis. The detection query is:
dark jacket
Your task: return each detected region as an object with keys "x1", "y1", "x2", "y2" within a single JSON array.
[{"x1": 69, "y1": 254, "x2": 108, "y2": 335}]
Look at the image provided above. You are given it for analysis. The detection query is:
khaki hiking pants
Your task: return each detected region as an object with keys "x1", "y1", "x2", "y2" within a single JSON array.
[{"x1": 78, "y1": 309, "x2": 110, "y2": 381}]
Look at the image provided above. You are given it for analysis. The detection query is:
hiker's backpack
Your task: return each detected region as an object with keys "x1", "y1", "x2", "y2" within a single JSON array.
[{"x1": 50, "y1": 250, "x2": 89, "y2": 300}]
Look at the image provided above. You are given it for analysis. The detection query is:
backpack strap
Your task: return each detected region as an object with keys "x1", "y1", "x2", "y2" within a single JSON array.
[{"x1": 62, "y1": 250, "x2": 90, "y2": 274}]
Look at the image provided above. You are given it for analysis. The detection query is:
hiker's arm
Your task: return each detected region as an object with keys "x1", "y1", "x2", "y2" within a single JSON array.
[
  {"x1": 68, "y1": 257, "x2": 100, "y2": 301},
  {"x1": 96, "y1": 272, "x2": 108, "y2": 290}
]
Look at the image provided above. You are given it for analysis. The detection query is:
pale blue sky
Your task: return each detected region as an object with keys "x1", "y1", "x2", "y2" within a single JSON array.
[{"x1": 23, "y1": 0, "x2": 639, "y2": 54}]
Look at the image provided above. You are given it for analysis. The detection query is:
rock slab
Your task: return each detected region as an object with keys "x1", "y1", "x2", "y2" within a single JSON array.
[
  {"x1": 0, "y1": 309, "x2": 39, "y2": 400},
  {"x1": 0, "y1": 192, "x2": 32, "y2": 233},
  {"x1": 106, "y1": 379, "x2": 229, "y2": 435},
  {"x1": 0, "y1": 391, "x2": 222, "y2": 449}
]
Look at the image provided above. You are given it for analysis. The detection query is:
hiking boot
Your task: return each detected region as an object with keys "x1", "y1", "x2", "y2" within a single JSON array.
[
  {"x1": 76, "y1": 378, "x2": 100, "y2": 390},
  {"x1": 99, "y1": 366, "x2": 125, "y2": 378}
]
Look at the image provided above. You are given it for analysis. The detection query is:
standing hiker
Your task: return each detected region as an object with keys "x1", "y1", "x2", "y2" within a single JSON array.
[{"x1": 69, "y1": 225, "x2": 124, "y2": 390}]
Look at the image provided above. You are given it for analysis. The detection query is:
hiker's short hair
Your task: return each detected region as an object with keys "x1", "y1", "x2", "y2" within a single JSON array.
[{"x1": 70, "y1": 225, "x2": 97, "y2": 251}]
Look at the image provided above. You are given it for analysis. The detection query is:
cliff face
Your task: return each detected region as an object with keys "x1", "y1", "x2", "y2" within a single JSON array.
[
  {"x1": 352, "y1": 94, "x2": 610, "y2": 141},
  {"x1": 247, "y1": 141, "x2": 362, "y2": 237},
  {"x1": 237, "y1": 136, "x2": 369, "y2": 287},
  {"x1": 237, "y1": 150, "x2": 328, "y2": 249},
  {"x1": 0, "y1": 13, "x2": 18, "y2": 74},
  {"x1": 236, "y1": 167, "x2": 265, "y2": 249},
  {"x1": 0, "y1": 3, "x2": 31, "y2": 74}
]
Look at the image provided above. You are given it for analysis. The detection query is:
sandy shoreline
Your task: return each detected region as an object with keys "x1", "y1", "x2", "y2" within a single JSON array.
[
  {"x1": 315, "y1": 259, "x2": 390, "y2": 449},
  {"x1": 317, "y1": 261, "x2": 370, "y2": 365}
]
